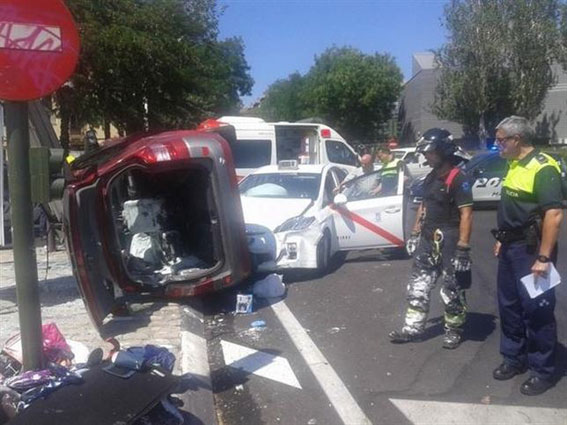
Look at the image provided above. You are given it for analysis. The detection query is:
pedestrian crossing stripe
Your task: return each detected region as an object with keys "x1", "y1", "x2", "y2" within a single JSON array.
[{"x1": 221, "y1": 340, "x2": 302, "y2": 389}]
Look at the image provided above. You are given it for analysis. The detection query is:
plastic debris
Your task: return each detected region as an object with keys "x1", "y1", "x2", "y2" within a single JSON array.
[
  {"x1": 236, "y1": 294, "x2": 253, "y2": 314},
  {"x1": 66, "y1": 340, "x2": 89, "y2": 365},
  {"x1": 252, "y1": 273, "x2": 285, "y2": 298},
  {"x1": 251, "y1": 320, "x2": 266, "y2": 328}
]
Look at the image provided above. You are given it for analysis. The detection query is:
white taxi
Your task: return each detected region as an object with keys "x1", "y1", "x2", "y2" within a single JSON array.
[{"x1": 239, "y1": 161, "x2": 407, "y2": 272}]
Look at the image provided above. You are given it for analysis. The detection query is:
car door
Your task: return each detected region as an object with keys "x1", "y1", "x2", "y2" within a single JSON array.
[
  {"x1": 332, "y1": 168, "x2": 405, "y2": 250},
  {"x1": 471, "y1": 155, "x2": 507, "y2": 202}
]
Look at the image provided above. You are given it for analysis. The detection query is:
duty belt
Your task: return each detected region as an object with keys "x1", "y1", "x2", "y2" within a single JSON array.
[
  {"x1": 491, "y1": 221, "x2": 540, "y2": 245},
  {"x1": 490, "y1": 228, "x2": 527, "y2": 243}
]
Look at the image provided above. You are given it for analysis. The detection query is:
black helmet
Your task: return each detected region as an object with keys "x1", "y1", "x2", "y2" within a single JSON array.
[{"x1": 416, "y1": 128, "x2": 456, "y2": 157}]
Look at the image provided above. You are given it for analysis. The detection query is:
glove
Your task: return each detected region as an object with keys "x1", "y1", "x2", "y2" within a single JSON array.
[
  {"x1": 453, "y1": 245, "x2": 472, "y2": 272},
  {"x1": 405, "y1": 232, "x2": 420, "y2": 256}
]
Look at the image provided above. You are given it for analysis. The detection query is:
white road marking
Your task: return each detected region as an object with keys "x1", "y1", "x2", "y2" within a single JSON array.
[
  {"x1": 221, "y1": 340, "x2": 302, "y2": 389},
  {"x1": 390, "y1": 398, "x2": 567, "y2": 425},
  {"x1": 271, "y1": 300, "x2": 372, "y2": 425}
]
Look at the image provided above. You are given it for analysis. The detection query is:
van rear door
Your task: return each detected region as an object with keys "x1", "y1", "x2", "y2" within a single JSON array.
[{"x1": 274, "y1": 124, "x2": 319, "y2": 165}]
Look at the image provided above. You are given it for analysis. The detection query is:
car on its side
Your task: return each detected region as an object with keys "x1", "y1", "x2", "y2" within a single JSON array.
[
  {"x1": 63, "y1": 130, "x2": 251, "y2": 329},
  {"x1": 239, "y1": 161, "x2": 408, "y2": 273}
]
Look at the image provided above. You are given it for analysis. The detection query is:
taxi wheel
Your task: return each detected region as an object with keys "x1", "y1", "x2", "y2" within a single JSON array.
[{"x1": 317, "y1": 233, "x2": 331, "y2": 273}]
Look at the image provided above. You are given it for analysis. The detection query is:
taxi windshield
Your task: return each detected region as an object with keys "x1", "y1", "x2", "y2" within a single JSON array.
[{"x1": 239, "y1": 173, "x2": 321, "y2": 199}]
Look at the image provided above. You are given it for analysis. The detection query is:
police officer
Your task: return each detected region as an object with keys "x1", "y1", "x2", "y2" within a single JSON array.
[
  {"x1": 389, "y1": 128, "x2": 473, "y2": 349},
  {"x1": 376, "y1": 145, "x2": 411, "y2": 195},
  {"x1": 491, "y1": 116, "x2": 563, "y2": 396}
]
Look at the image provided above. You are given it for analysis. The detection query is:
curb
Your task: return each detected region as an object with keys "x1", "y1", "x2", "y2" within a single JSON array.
[{"x1": 179, "y1": 299, "x2": 218, "y2": 425}]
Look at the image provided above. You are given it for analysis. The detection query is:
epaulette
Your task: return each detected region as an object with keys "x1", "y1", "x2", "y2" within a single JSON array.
[{"x1": 536, "y1": 154, "x2": 548, "y2": 164}]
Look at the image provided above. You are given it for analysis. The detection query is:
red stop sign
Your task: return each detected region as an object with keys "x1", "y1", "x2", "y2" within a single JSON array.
[{"x1": 0, "y1": 0, "x2": 80, "y2": 101}]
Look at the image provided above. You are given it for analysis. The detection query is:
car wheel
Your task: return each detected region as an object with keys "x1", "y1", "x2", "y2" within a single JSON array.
[{"x1": 316, "y1": 232, "x2": 331, "y2": 273}]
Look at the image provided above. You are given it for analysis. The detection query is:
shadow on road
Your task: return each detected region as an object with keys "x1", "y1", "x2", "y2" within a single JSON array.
[{"x1": 421, "y1": 312, "x2": 497, "y2": 343}]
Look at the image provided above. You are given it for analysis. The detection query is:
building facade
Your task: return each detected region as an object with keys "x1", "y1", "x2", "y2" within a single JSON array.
[{"x1": 399, "y1": 52, "x2": 567, "y2": 146}]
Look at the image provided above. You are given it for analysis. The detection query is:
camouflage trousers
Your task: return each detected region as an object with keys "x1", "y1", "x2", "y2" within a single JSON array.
[{"x1": 401, "y1": 228, "x2": 468, "y2": 335}]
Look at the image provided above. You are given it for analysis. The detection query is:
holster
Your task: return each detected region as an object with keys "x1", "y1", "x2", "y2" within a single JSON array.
[{"x1": 490, "y1": 221, "x2": 541, "y2": 254}]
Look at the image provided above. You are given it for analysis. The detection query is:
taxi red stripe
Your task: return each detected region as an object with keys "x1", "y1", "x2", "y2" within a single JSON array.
[{"x1": 332, "y1": 205, "x2": 405, "y2": 247}]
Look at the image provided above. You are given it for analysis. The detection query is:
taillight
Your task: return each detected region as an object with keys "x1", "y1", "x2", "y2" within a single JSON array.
[
  {"x1": 320, "y1": 128, "x2": 331, "y2": 138},
  {"x1": 136, "y1": 140, "x2": 190, "y2": 163}
]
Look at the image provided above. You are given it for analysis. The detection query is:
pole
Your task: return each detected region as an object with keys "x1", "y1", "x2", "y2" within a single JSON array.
[
  {"x1": 5, "y1": 101, "x2": 43, "y2": 371},
  {"x1": 0, "y1": 102, "x2": 5, "y2": 247}
]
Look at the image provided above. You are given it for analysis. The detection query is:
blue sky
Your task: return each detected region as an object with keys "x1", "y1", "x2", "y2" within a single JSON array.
[{"x1": 218, "y1": 0, "x2": 450, "y2": 106}]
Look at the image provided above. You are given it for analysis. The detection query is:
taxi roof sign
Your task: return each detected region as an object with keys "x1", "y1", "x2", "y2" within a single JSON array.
[{"x1": 0, "y1": 0, "x2": 80, "y2": 101}]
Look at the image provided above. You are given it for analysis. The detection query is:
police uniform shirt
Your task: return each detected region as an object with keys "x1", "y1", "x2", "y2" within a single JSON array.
[
  {"x1": 422, "y1": 168, "x2": 473, "y2": 233},
  {"x1": 497, "y1": 150, "x2": 562, "y2": 231}
]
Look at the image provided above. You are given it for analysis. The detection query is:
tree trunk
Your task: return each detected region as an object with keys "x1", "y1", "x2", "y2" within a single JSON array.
[
  {"x1": 104, "y1": 119, "x2": 111, "y2": 139},
  {"x1": 59, "y1": 112, "x2": 70, "y2": 153}
]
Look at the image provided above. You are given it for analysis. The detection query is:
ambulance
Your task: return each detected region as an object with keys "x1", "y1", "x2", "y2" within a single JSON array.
[{"x1": 198, "y1": 116, "x2": 359, "y2": 179}]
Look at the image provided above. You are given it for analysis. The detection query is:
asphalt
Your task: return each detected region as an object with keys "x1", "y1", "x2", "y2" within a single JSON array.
[
  {"x1": 2, "y1": 210, "x2": 565, "y2": 424},
  {"x1": 203, "y1": 209, "x2": 567, "y2": 425}
]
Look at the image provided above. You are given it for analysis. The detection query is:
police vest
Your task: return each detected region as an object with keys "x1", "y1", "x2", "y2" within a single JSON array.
[
  {"x1": 502, "y1": 152, "x2": 561, "y2": 202},
  {"x1": 381, "y1": 158, "x2": 402, "y2": 177}
]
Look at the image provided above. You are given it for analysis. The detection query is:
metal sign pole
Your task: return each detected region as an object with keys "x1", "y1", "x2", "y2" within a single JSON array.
[
  {"x1": 5, "y1": 101, "x2": 43, "y2": 371},
  {"x1": 0, "y1": 102, "x2": 5, "y2": 247}
]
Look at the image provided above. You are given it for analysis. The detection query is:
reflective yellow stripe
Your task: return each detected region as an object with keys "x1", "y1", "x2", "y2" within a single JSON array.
[
  {"x1": 503, "y1": 153, "x2": 560, "y2": 195},
  {"x1": 382, "y1": 158, "x2": 401, "y2": 176}
]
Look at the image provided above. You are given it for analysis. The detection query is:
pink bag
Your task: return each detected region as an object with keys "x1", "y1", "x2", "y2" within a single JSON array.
[{"x1": 2, "y1": 323, "x2": 74, "y2": 365}]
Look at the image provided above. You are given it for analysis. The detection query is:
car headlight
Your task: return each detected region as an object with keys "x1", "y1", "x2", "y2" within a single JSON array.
[{"x1": 274, "y1": 216, "x2": 316, "y2": 233}]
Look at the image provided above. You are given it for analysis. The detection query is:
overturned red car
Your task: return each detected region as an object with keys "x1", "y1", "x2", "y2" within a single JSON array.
[{"x1": 63, "y1": 130, "x2": 251, "y2": 327}]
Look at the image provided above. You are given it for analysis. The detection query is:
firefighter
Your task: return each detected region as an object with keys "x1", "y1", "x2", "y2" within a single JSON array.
[
  {"x1": 389, "y1": 128, "x2": 473, "y2": 349},
  {"x1": 491, "y1": 116, "x2": 563, "y2": 396}
]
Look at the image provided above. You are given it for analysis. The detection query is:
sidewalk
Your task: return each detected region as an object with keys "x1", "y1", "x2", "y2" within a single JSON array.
[
  {"x1": 0, "y1": 246, "x2": 217, "y2": 424},
  {"x1": 0, "y1": 247, "x2": 182, "y2": 369}
]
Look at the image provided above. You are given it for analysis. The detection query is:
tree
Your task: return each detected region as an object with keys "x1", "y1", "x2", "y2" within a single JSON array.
[
  {"x1": 258, "y1": 73, "x2": 307, "y2": 121},
  {"x1": 303, "y1": 47, "x2": 403, "y2": 142},
  {"x1": 258, "y1": 47, "x2": 403, "y2": 142},
  {"x1": 57, "y1": 0, "x2": 253, "y2": 140},
  {"x1": 433, "y1": 0, "x2": 567, "y2": 137}
]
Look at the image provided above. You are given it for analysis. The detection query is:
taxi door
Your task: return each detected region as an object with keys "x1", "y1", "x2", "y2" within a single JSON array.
[{"x1": 332, "y1": 169, "x2": 405, "y2": 250}]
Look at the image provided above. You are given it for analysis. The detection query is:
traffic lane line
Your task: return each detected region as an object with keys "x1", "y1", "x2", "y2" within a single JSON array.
[
  {"x1": 271, "y1": 299, "x2": 372, "y2": 425},
  {"x1": 205, "y1": 293, "x2": 343, "y2": 425},
  {"x1": 390, "y1": 399, "x2": 567, "y2": 425}
]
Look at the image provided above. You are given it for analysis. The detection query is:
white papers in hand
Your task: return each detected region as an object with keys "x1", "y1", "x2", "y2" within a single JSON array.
[{"x1": 520, "y1": 264, "x2": 562, "y2": 299}]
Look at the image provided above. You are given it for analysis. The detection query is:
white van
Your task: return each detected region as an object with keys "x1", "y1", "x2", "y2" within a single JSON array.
[{"x1": 204, "y1": 116, "x2": 359, "y2": 178}]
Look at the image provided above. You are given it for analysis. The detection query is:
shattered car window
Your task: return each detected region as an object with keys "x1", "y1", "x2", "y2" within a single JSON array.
[
  {"x1": 341, "y1": 170, "x2": 396, "y2": 201},
  {"x1": 240, "y1": 173, "x2": 321, "y2": 199}
]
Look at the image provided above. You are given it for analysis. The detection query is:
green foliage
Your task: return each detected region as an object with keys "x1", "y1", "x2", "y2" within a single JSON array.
[
  {"x1": 434, "y1": 0, "x2": 567, "y2": 136},
  {"x1": 258, "y1": 73, "x2": 307, "y2": 122},
  {"x1": 58, "y1": 0, "x2": 253, "y2": 137},
  {"x1": 259, "y1": 47, "x2": 403, "y2": 142}
]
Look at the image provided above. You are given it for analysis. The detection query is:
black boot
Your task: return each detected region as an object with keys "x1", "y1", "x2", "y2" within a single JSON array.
[{"x1": 520, "y1": 376, "x2": 555, "y2": 396}]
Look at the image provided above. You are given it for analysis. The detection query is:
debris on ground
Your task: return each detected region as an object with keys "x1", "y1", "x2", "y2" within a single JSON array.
[
  {"x1": 0, "y1": 325, "x2": 188, "y2": 424},
  {"x1": 250, "y1": 320, "x2": 266, "y2": 329},
  {"x1": 235, "y1": 294, "x2": 254, "y2": 314}
]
